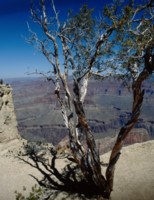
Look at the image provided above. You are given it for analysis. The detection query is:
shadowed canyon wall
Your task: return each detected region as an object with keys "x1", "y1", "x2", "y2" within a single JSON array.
[{"x1": 6, "y1": 77, "x2": 154, "y2": 146}]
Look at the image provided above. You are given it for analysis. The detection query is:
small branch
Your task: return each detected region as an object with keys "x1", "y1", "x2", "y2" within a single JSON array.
[
  {"x1": 52, "y1": 0, "x2": 61, "y2": 29},
  {"x1": 26, "y1": 70, "x2": 55, "y2": 84}
]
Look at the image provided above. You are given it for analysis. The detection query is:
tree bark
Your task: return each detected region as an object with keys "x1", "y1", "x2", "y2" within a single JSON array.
[{"x1": 105, "y1": 52, "x2": 153, "y2": 198}]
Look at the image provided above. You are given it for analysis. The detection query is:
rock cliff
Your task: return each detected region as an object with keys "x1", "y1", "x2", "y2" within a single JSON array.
[
  {"x1": 7, "y1": 77, "x2": 154, "y2": 144},
  {"x1": 0, "y1": 83, "x2": 20, "y2": 142}
]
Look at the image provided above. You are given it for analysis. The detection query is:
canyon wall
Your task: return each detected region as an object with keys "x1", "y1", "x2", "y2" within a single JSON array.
[
  {"x1": 7, "y1": 77, "x2": 154, "y2": 145},
  {"x1": 0, "y1": 83, "x2": 20, "y2": 142}
]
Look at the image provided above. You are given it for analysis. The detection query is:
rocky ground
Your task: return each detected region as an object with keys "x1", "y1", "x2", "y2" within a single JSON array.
[{"x1": 0, "y1": 139, "x2": 154, "y2": 200}]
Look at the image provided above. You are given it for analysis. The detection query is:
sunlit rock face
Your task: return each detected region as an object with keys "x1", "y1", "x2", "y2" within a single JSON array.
[
  {"x1": 0, "y1": 83, "x2": 20, "y2": 142},
  {"x1": 124, "y1": 128, "x2": 150, "y2": 145}
]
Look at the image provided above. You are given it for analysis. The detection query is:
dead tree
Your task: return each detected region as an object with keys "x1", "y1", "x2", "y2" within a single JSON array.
[{"x1": 25, "y1": 0, "x2": 154, "y2": 199}]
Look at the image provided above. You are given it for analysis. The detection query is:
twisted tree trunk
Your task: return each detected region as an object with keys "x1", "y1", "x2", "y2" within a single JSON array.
[{"x1": 105, "y1": 52, "x2": 154, "y2": 198}]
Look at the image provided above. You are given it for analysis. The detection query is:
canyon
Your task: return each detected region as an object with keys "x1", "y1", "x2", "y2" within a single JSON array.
[
  {"x1": 5, "y1": 76, "x2": 154, "y2": 151},
  {"x1": 0, "y1": 78, "x2": 154, "y2": 199}
]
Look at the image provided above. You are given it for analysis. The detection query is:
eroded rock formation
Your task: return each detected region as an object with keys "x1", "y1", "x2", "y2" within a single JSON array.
[{"x1": 0, "y1": 83, "x2": 20, "y2": 142}]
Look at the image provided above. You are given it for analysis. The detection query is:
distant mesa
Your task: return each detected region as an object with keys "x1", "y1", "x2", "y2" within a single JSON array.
[{"x1": 5, "y1": 77, "x2": 154, "y2": 146}]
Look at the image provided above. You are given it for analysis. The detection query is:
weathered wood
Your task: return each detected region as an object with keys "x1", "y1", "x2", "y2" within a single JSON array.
[
  {"x1": 105, "y1": 51, "x2": 154, "y2": 198},
  {"x1": 28, "y1": 1, "x2": 154, "y2": 199}
]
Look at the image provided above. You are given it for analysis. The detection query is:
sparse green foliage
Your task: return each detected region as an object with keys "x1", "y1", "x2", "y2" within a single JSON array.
[
  {"x1": 22, "y1": 0, "x2": 154, "y2": 199},
  {"x1": 15, "y1": 185, "x2": 43, "y2": 200}
]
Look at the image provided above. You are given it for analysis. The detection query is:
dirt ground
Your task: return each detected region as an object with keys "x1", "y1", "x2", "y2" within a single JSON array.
[{"x1": 0, "y1": 139, "x2": 154, "y2": 200}]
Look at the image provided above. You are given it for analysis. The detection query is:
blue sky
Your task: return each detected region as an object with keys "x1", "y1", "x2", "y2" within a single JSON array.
[{"x1": 0, "y1": 0, "x2": 108, "y2": 78}]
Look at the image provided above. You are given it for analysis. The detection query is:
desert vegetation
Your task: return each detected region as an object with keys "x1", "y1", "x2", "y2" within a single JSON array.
[{"x1": 17, "y1": 0, "x2": 154, "y2": 199}]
